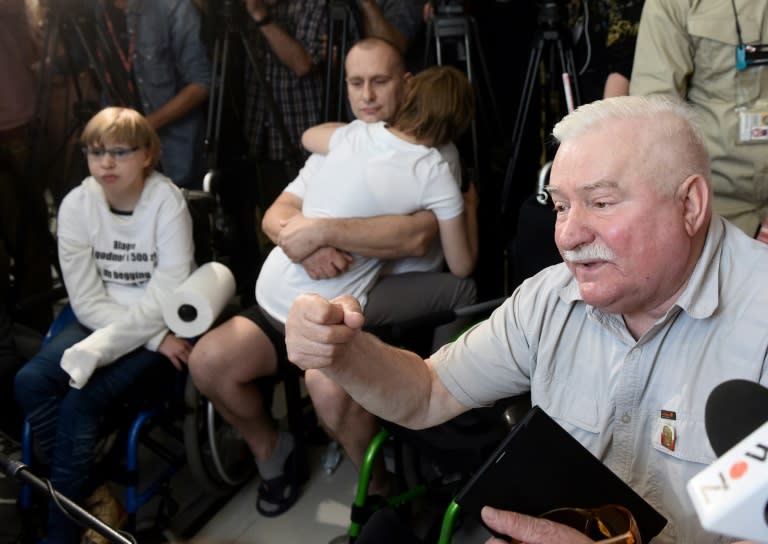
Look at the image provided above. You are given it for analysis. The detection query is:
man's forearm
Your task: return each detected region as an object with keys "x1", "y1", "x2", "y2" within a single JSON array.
[
  {"x1": 252, "y1": 16, "x2": 314, "y2": 76},
  {"x1": 314, "y1": 211, "x2": 438, "y2": 259},
  {"x1": 357, "y1": 0, "x2": 408, "y2": 53},
  {"x1": 286, "y1": 294, "x2": 468, "y2": 429},
  {"x1": 145, "y1": 83, "x2": 209, "y2": 130},
  {"x1": 323, "y1": 332, "x2": 442, "y2": 428},
  {"x1": 262, "y1": 195, "x2": 303, "y2": 244}
]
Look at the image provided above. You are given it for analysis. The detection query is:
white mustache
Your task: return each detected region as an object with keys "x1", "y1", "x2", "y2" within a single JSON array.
[{"x1": 563, "y1": 244, "x2": 616, "y2": 263}]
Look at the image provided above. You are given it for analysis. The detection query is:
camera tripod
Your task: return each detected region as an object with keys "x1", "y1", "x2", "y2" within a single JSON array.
[
  {"x1": 322, "y1": 0, "x2": 362, "y2": 122},
  {"x1": 500, "y1": 0, "x2": 581, "y2": 213},
  {"x1": 26, "y1": 2, "x2": 132, "y2": 193},
  {"x1": 423, "y1": 11, "x2": 501, "y2": 186},
  {"x1": 204, "y1": 0, "x2": 298, "y2": 171},
  {"x1": 202, "y1": 0, "x2": 309, "y2": 307}
]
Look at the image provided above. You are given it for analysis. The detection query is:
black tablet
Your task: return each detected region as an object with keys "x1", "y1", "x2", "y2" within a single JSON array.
[{"x1": 454, "y1": 405, "x2": 667, "y2": 543}]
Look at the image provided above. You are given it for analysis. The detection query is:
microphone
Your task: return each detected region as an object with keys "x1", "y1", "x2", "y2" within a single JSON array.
[
  {"x1": 0, "y1": 455, "x2": 134, "y2": 544},
  {"x1": 706, "y1": 380, "x2": 768, "y2": 457},
  {"x1": 687, "y1": 379, "x2": 768, "y2": 543}
]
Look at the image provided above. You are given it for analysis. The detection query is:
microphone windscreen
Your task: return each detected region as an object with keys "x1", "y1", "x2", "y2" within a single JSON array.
[{"x1": 705, "y1": 379, "x2": 768, "y2": 456}]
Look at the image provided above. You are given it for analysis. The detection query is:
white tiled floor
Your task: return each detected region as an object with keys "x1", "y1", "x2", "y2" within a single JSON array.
[
  {"x1": 193, "y1": 448, "x2": 358, "y2": 543},
  {"x1": 139, "y1": 378, "x2": 498, "y2": 543},
  {"x1": 181, "y1": 378, "x2": 496, "y2": 544},
  {"x1": 191, "y1": 445, "x2": 492, "y2": 544}
]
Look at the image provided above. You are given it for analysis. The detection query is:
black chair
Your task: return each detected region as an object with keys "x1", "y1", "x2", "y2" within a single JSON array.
[{"x1": 506, "y1": 163, "x2": 561, "y2": 293}]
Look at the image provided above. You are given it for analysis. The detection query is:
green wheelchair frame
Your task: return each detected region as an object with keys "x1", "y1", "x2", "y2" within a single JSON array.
[
  {"x1": 347, "y1": 428, "x2": 462, "y2": 544},
  {"x1": 345, "y1": 393, "x2": 532, "y2": 543},
  {"x1": 346, "y1": 298, "x2": 512, "y2": 543}
]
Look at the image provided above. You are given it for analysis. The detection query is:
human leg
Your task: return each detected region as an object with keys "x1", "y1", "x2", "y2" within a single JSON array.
[
  {"x1": 187, "y1": 306, "x2": 301, "y2": 515},
  {"x1": 15, "y1": 321, "x2": 167, "y2": 544},
  {"x1": 187, "y1": 313, "x2": 280, "y2": 461},
  {"x1": 13, "y1": 323, "x2": 84, "y2": 542},
  {"x1": 14, "y1": 321, "x2": 90, "y2": 462},
  {"x1": 305, "y1": 369, "x2": 391, "y2": 495},
  {"x1": 46, "y1": 348, "x2": 165, "y2": 543},
  {"x1": 0, "y1": 130, "x2": 53, "y2": 332}
]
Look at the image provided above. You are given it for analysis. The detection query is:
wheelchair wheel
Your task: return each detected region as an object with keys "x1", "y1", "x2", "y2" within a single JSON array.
[{"x1": 183, "y1": 379, "x2": 255, "y2": 494}]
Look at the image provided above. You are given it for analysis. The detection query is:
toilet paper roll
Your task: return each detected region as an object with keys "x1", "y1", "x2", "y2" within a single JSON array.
[{"x1": 162, "y1": 262, "x2": 236, "y2": 338}]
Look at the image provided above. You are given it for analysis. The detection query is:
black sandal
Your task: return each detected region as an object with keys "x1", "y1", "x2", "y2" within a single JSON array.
[{"x1": 256, "y1": 450, "x2": 301, "y2": 517}]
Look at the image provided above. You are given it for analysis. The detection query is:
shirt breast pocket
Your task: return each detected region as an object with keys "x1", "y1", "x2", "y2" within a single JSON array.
[
  {"x1": 537, "y1": 392, "x2": 602, "y2": 447},
  {"x1": 650, "y1": 417, "x2": 715, "y2": 466},
  {"x1": 688, "y1": 13, "x2": 763, "y2": 104}
]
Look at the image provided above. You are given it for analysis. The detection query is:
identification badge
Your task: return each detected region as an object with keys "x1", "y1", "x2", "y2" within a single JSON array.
[
  {"x1": 738, "y1": 110, "x2": 768, "y2": 143},
  {"x1": 660, "y1": 423, "x2": 676, "y2": 451}
]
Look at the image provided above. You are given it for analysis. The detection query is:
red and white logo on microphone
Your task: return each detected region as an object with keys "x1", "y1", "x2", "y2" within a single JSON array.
[{"x1": 687, "y1": 422, "x2": 768, "y2": 541}]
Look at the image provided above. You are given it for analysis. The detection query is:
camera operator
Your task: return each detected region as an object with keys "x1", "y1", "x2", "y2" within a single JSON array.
[
  {"x1": 241, "y1": 0, "x2": 326, "y2": 206},
  {"x1": 0, "y1": 0, "x2": 53, "y2": 333},
  {"x1": 239, "y1": 0, "x2": 422, "y2": 201}
]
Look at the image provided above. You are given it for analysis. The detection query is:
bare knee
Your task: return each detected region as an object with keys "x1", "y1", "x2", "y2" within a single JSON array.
[
  {"x1": 188, "y1": 333, "x2": 228, "y2": 394},
  {"x1": 188, "y1": 316, "x2": 278, "y2": 397},
  {"x1": 305, "y1": 369, "x2": 354, "y2": 431}
]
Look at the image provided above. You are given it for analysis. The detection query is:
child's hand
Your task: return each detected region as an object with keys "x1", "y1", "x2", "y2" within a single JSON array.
[
  {"x1": 463, "y1": 180, "x2": 479, "y2": 210},
  {"x1": 158, "y1": 333, "x2": 192, "y2": 370},
  {"x1": 301, "y1": 247, "x2": 353, "y2": 279}
]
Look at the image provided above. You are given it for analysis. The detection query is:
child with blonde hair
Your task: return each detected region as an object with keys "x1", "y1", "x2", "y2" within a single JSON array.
[{"x1": 15, "y1": 107, "x2": 195, "y2": 544}]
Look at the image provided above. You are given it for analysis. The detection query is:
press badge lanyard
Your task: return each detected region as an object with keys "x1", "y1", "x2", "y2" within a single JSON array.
[{"x1": 730, "y1": 0, "x2": 768, "y2": 71}]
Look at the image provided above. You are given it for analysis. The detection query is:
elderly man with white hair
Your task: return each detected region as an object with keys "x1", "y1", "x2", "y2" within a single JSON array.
[{"x1": 285, "y1": 94, "x2": 768, "y2": 543}]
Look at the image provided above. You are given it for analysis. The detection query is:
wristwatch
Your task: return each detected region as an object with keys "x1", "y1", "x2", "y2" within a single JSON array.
[{"x1": 253, "y1": 9, "x2": 273, "y2": 26}]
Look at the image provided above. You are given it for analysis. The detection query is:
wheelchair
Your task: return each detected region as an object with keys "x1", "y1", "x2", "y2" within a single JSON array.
[
  {"x1": 16, "y1": 188, "x2": 261, "y2": 541},
  {"x1": 17, "y1": 306, "x2": 271, "y2": 543},
  {"x1": 183, "y1": 351, "x2": 312, "y2": 497},
  {"x1": 347, "y1": 394, "x2": 531, "y2": 544},
  {"x1": 341, "y1": 298, "x2": 530, "y2": 544}
]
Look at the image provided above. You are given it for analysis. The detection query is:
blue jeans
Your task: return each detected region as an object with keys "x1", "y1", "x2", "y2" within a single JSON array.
[{"x1": 14, "y1": 321, "x2": 170, "y2": 544}]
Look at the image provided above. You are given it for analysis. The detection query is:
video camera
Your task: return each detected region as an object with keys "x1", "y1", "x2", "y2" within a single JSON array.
[
  {"x1": 535, "y1": 0, "x2": 568, "y2": 28},
  {"x1": 434, "y1": 0, "x2": 465, "y2": 16}
]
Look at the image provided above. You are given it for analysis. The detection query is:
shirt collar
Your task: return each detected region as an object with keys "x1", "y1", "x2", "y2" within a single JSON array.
[{"x1": 669, "y1": 216, "x2": 723, "y2": 319}]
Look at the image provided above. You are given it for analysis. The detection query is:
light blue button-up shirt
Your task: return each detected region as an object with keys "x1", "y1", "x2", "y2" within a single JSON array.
[
  {"x1": 124, "y1": 0, "x2": 211, "y2": 187},
  {"x1": 434, "y1": 216, "x2": 768, "y2": 543}
]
